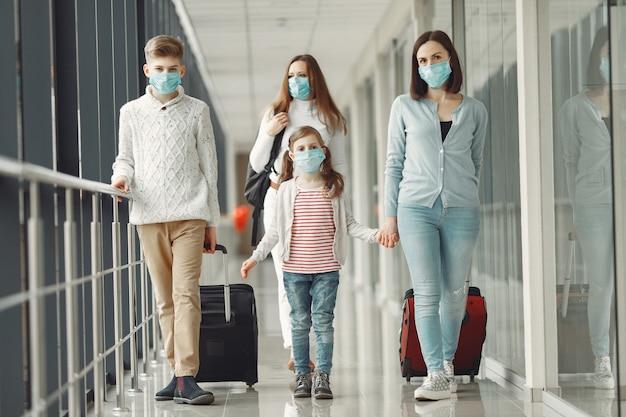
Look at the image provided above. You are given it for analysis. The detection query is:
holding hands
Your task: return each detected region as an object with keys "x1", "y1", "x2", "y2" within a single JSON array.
[{"x1": 378, "y1": 216, "x2": 400, "y2": 248}]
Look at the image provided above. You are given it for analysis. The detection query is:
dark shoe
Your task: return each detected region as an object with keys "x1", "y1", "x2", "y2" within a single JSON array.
[
  {"x1": 293, "y1": 373, "x2": 312, "y2": 398},
  {"x1": 173, "y1": 376, "x2": 215, "y2": 405},
  {"x1": 313, "y1": 370, "x2": 333, "y2": 399},
  {"x1": 155, "y1": 375, "x2": 177, "y2": 401}
]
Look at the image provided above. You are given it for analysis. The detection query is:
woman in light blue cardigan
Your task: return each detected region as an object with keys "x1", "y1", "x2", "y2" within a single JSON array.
[
  {"x1": 559, "y1": 26, "x2": 615, "y2": 390},
  {"x1": 379, "y1": 30, "x2": 488, "y2": 401}
]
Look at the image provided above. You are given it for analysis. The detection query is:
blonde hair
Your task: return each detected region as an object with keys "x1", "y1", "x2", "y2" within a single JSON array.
[
  {"x1": 144, "y1": 35, "x2": 184, "y2": 63},
  {"x1": 279, "y1": 126, "x2": 345, "y2": 199}
]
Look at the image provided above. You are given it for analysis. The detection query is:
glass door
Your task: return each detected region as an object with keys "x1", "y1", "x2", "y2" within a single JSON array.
[{"x1": 550, "y1": 1, "x2": 621, "y2": 415}]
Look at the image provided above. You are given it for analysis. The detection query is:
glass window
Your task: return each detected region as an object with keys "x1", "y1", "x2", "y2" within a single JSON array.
[
  {"x1": 550, "y1": 2, "x2": 620, "y2": 414},
  {"x1": 464, "y1": 0, "x2": 524, "y2": 376}
]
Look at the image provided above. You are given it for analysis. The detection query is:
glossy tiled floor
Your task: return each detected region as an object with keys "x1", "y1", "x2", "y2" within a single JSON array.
[{"x1": 92, "y1": 252, "x2": 599, "y2": 417}]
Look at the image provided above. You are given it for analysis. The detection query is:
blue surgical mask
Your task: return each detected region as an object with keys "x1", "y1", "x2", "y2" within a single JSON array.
[
  {"x1": 599, "y1": 57, "x2": 610, "y2": 83},
  {"x1": 288, "y1": 77, "x2": 311, "y2": 100},
  {"x1": 294, "y1": 148, "x2": 325, "y2": 174},
  {"x1": 418, "y1": 61, "x2": 452, "y2": 89},
  {"x1": 150, "y1": 72, "x2": 181, "y2": 94}
]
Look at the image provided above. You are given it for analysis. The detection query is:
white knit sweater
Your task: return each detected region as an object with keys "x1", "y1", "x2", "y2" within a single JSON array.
[{"x1": 112, "y1": 86, "x2": 220, "y2": 226}]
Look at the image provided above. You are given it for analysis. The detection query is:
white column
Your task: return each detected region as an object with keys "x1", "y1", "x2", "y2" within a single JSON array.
[{"x1": 515, "y1": 0, "x2": 558, "y2": 402}]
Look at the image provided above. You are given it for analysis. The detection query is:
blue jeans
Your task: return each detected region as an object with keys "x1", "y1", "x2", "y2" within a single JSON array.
[
  {"x1": 398, "y1": 197, "x2": 480, "y2": 373},
  {"x1": 574, "y1": 203, "x2": 614, "y2": 358},
  {"x1": 283, "y1": 270, "x2": 340, "y2": 375}
]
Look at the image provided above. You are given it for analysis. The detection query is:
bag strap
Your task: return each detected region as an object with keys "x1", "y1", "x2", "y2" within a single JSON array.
[
  {"x1": 264, "y1": 132, "x2": 284, "y2": 173},
  {"x1": 250, "y1": 206, "x2": 262, "y2": 246},
  {"x1": 264, "y1": 118, "x2": 286, "y2": 174}
]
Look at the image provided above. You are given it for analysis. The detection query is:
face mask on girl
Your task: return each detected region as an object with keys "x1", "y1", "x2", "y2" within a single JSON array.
[
  {"x1": 418, "y1": 60, "x2": 452, "y2": 89},
  {"x1": 288, "y1": 77, "x2": 311, "y2": 100},
  {"x1": 599, "y1": 57, "x2": 610, "y2": 83},
  {"x1": 294, "y1": 148, "x2": 325, "y2": 174},
  {"x1": 150, "y1": 72, "x2": 181, "y2": 94}
]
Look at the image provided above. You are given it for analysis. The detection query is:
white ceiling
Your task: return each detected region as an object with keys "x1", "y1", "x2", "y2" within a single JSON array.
[{"x1": 177, "y1": 0, "x2": 395, "y2": 150}]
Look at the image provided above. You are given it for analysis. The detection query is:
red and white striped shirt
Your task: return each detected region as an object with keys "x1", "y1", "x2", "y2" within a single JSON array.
[{"x1": 282, "y1": 188, "x2": 341, "y2": 273}]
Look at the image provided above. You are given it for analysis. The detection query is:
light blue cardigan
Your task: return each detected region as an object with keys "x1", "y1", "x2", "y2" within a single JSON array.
[
  {"x1": 384, "y1": 94, "x2": 488, "y2": 216},
  {"x1": 251, "y1": 178, "x2": 379, "y2": 266}
]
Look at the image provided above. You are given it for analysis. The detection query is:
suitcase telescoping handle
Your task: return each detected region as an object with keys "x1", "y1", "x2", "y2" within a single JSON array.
[
  {"x1": 205, "y1": 244, "x2": 231, "y2": 323},
  {"x1": 561, "y1": 232, "x2": 576, "y2": 318}
]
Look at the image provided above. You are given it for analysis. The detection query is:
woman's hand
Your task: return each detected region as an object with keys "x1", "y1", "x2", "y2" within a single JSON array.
[
  {"x1": 266, "y1": 111, "x2": 289, "y2": 136},
  {"x1": 378, "y1": 216, "x2": 400, "y2": 248}
]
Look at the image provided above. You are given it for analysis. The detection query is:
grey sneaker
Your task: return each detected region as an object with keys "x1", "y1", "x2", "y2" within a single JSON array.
[
  {"x1": 294, "y1": 373, "x2": 312, "y2": 398},
  {"x1": 313, "y1": 370, "x2": 333, "y2": 399},
  {"x1": 594, "y1": 356, "x2": 615, "y2": 390},
  {"x1": 414, "y1": 371, "x2": 451, "y2": 401},
  {"x1": 443, "y1": 360, "x2": 458, "y2": 393}
]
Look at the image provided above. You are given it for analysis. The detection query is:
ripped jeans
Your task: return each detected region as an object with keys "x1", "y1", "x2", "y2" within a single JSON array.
[{"x1": 398, "y1": 197, "x2": 480, "y2": 373}]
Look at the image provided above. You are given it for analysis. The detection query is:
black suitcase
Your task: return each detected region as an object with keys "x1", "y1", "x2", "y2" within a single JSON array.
[{"x1": 196, "y1": 244, "x2": 258, "y2": 386}]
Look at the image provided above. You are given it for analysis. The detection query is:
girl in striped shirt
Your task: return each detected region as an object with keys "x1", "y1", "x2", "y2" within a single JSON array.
[{"x1": 241, "y1": 126, "x2": 396, "y2": 399}]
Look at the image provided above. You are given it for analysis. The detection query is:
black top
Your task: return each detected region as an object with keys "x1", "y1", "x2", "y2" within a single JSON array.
[{"x1": 441, "y1": 120, "x2": 452, "y2": 142}]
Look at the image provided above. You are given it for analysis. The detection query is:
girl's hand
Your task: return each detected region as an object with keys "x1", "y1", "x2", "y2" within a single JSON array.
[
  {"x1": 378, "y1": 216, "x2": 399, "y2": 248},
  {"x1": 240, "y1": 258, "x2": 258, "y2": 278},
  {"x1": 266, "y1": 112, "x2": 289, "y2": 136}
]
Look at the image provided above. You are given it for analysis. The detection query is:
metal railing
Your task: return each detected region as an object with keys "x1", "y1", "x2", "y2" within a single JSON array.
[{"x1": 0, "y1": 155, "x2": 158, "y2": 416}]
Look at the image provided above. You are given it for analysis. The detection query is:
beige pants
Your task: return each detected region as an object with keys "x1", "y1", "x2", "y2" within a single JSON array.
[{"x1": 137, "y1": 220, "x2": 206, "y2": 376}]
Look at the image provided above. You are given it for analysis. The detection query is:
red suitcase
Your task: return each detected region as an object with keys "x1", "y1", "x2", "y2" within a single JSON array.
[{"x1": 400, "y1": 286, "x2": 487, "y2": 381}]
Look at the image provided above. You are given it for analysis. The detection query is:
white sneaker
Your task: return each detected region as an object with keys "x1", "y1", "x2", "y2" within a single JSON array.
[
  {"x1": 414, "y1": 371, "x2": 451, "y2": 401},
  {"x1": 594, "y1": 356, "x2": 615, "y2": 390},
  {"x1": 443, "y1": 360, "x2": 457, "y2": 393}
]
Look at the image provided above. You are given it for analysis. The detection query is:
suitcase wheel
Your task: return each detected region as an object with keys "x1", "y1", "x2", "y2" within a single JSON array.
[{"x1": 401, "y1": 359, "x2": 412, "y2": 382}]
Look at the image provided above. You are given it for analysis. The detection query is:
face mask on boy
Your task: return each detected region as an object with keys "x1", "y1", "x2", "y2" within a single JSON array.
[
  {"x1": 418, "y1": 60, "x2": 452, "y2": 89},
  {"x1": 288, "y1": 77, "x2": 311, "y2": 100},
  {"x1": 294, "y1": 148, "x2": 326, "y2": 174},
  {"x1": 150, "y1": 72, "x2": 181, "y2": 94}
]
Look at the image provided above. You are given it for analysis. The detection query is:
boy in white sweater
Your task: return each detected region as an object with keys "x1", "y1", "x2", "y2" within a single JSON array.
[{"x1": 111, "y1": 34, "x2": 219, "y2": 405}]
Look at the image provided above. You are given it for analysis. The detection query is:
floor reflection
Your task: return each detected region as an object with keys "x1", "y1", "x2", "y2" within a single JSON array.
[{"x1": 89, "y1": 252, "x2": 621, "y2": 417}]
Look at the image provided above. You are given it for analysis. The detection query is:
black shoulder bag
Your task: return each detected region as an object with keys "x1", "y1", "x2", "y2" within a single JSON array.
[{"x1": 244, "y1": 127, "x2": 285, "y2": 246}]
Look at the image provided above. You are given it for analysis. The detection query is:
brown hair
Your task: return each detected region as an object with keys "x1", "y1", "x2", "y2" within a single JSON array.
[
  {"x1": 279, "y1": 126, "x2": 345, "y2": 199},
  {"x1": 270, "y1": 55, "x2": 347, "y2": 136},
  {"x1": 585, "y1": 26, "x2": 609, "y2": 90},
  {"x1": 144, "y1": 35, "x2": 184, "y2": 62},
  {"x1": 410, "y1": 30, "x2": 463, "y2": 99}
]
